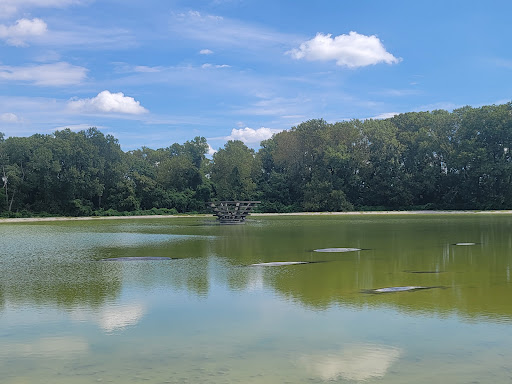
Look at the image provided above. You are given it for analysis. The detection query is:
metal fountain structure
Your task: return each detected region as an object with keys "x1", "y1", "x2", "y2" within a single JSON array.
[{"x1": 208, "y1": 201, "x2": 260, "y2": 224}]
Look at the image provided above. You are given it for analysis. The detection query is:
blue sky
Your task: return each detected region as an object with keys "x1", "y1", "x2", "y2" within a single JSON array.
[{"x1": 1, "y1": 0, "x2": 511, "y2": 152}]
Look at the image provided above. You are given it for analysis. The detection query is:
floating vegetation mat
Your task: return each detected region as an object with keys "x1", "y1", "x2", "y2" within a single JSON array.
[
  {"x1": 100, "y1": 257, "x2": 173, "y2": 261},
  {"x1": 314, "y1": 248, "x2": 361, "y2": 253},
  {"x1": 249, "y1": 261, "x2": 310, "y2": 267},
  {"x1": 454, "y1": 242, "x2": 476, "y2": 246},
  {"x1": 363, "y1": 286, "x2": 444, "y2": 294}
]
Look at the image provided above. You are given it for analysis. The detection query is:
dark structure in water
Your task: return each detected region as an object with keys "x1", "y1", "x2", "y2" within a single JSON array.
[{"x1": 209, "y1": 201, "x2": 260, "y2": 224}]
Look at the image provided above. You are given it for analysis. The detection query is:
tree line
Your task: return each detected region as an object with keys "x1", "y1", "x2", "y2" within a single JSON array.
[{"x1": 1, "y1": 102, "x2": 512, "y2": 217}]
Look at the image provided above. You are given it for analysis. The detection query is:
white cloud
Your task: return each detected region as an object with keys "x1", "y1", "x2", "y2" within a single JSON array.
[
  {"x1": 208, "y1": 144, "x2": 217, "y2": 155},
  {"x1": 0, "y1": 62, "x2": 87, "y2": 86},
  {"x1": 201, "y1": 63, "x2": 231, "y2": 69},
  {"x1": 0, "y1": 18, "x2": 47, "y2": 46},
  {"x1": 199, "y1": 49, "x2": 213, "y2": 55},
  {"x1": 53, "y1": 123, "x2": 104, "y2": 131},
  {"x1": 227, "y1": 127, "x2": 280, "y2": 143},
  {"x1": 417, "y1": 101, "x2": 460, "y2": 112},
  {"x1": 113, "y1": 63, "x2": 162, "y2": 74},
  {"x1": 68, "y1": 90, "x2": 148, "y2": 115},
  {"x1": 287, "y1": 32, "x2": 401, "y2": 68},
  {"x1": 3, "y1": 19, "x2": 134, "y2": 50},
  {"x1": 0, "y1": 112, "x2": 20, "y2": 122},
  {"x1": 133, "y1": 65, "x2": 161, "y2": 73},
  {"x1": 0, "y1": 0, "x2": 84, "y2": 18},
  {"x1": 373, "y1": 112, "x2": 399, "y2": 119}
]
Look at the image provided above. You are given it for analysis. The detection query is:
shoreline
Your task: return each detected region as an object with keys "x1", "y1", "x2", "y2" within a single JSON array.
[{"x1": 2, "y1": 210, "x2": 512, "y2": 223}]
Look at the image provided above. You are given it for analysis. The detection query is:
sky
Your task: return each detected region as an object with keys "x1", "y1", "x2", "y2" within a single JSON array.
[{"x1": 1, "y1": 0, "x2": 511, "y2": 153}]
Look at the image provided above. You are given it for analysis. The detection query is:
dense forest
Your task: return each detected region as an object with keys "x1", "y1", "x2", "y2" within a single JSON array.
[{"x1": 1, "y1": 102, "x2": 512, "y2": 217}]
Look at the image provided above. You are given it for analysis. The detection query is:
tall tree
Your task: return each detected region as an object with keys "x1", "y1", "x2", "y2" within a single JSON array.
[{"x1": 211, "y1": 140, "x2": 258, "y2": 200}]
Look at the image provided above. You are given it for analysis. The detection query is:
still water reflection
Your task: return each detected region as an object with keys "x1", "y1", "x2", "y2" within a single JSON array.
[
  {"x1": 1, "y1": 214, "x2": 512, "y2": 383},
  {"x1": 300, "y1": 344, "x2": 403, "y2": 381}
]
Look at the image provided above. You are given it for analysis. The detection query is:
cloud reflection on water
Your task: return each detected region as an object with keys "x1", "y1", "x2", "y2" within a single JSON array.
[
  {"x1": 99, "y1": 304, "x2": 146, "y2": 332},
  {"x1": 71, "y1": 302, "x2": 146, "y2": 332},
  {"x1": 300, "y1": 343, "x2": 402, "y2": 381}
]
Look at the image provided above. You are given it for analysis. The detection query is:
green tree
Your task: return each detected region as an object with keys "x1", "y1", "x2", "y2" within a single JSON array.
[
  {"x1": 356, "y1": 119, "x2": 408, "y2": 207},
  {"x1": 450, "y1": 103, "x2": 512, "y2": 208},
  {"x1": 211, "y1": 140, "x2": 258, "y2": 200},
  {"x1": 392, "y1": 110, "x2": 455, "y2": 207}
]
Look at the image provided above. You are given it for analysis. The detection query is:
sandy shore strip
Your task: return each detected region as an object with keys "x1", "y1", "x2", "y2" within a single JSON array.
[
  {"x1": 2, "y1": 210, "x2": 512, "y2": 223},
  {"x1": 0, "y1": 214, "x2": 207, "y2": 223}
]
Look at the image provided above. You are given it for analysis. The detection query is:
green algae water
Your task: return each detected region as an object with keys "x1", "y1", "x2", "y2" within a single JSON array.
[{"x1": 1, "y1": 214, "x2": 512, "y2": 383}]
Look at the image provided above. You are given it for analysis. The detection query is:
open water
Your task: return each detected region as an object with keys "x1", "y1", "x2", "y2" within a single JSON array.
[{"x1": 1, "y1": 214, "x2": 512, "y2": 383}]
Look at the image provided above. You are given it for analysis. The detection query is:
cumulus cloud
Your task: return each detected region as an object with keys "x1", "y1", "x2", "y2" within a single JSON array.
[
  {"x1": 227, "y1": 127, "x2": 280, "y2": 143},
  {"x1": 199, "y1": 49, "x2": 213, "y2": 55},
  {"x1": 373, "y1": 112, "x2": 399, "y2": 119},
  {"x1": 0, "y1": 112, "x2": 20, "y2": 122},
  {"x1": 68, "y1": 90, "x2": 148, "y2": 115},
  {"x1": 287, "y1": 32, "x2": 401, "y2": 68},
  {"x1": 208, "y1": 144, "x2": 217, "y2": 155},
  {"x1": 0, "y1": 62, "x2": 87, "y2": 86},
  {"x1": 0, "y1": 18, "x2": 47, "y2": 46}
]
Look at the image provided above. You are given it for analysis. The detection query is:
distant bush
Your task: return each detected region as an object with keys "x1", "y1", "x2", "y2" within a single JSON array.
[
  {"x1": 258, "y1": 201, "x2": 300, "y2": 213},
  {"x1": 356, "y1": 206, "x2": 394, "y2": 212},
  {"x1": 104, "y1": 209, "x2": 121, "y2": 216},
  {"x1": 146, "y1": 207, "x2": 178, "y2": 215}
]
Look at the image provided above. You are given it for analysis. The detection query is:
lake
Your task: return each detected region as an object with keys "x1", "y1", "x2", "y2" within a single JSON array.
[{"x1": 1, "y1": 214, "x2": 512, "y2": 383}]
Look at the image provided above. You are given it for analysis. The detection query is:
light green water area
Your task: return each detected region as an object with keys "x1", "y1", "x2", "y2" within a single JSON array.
[{"x1": 1, "y1": 214, "x2": 512, "y2": 383}]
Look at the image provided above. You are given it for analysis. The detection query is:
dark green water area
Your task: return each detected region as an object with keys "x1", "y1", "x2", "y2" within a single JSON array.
[{"x1": 1, "y1": 214, "x2": 512, "y2": 383}]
